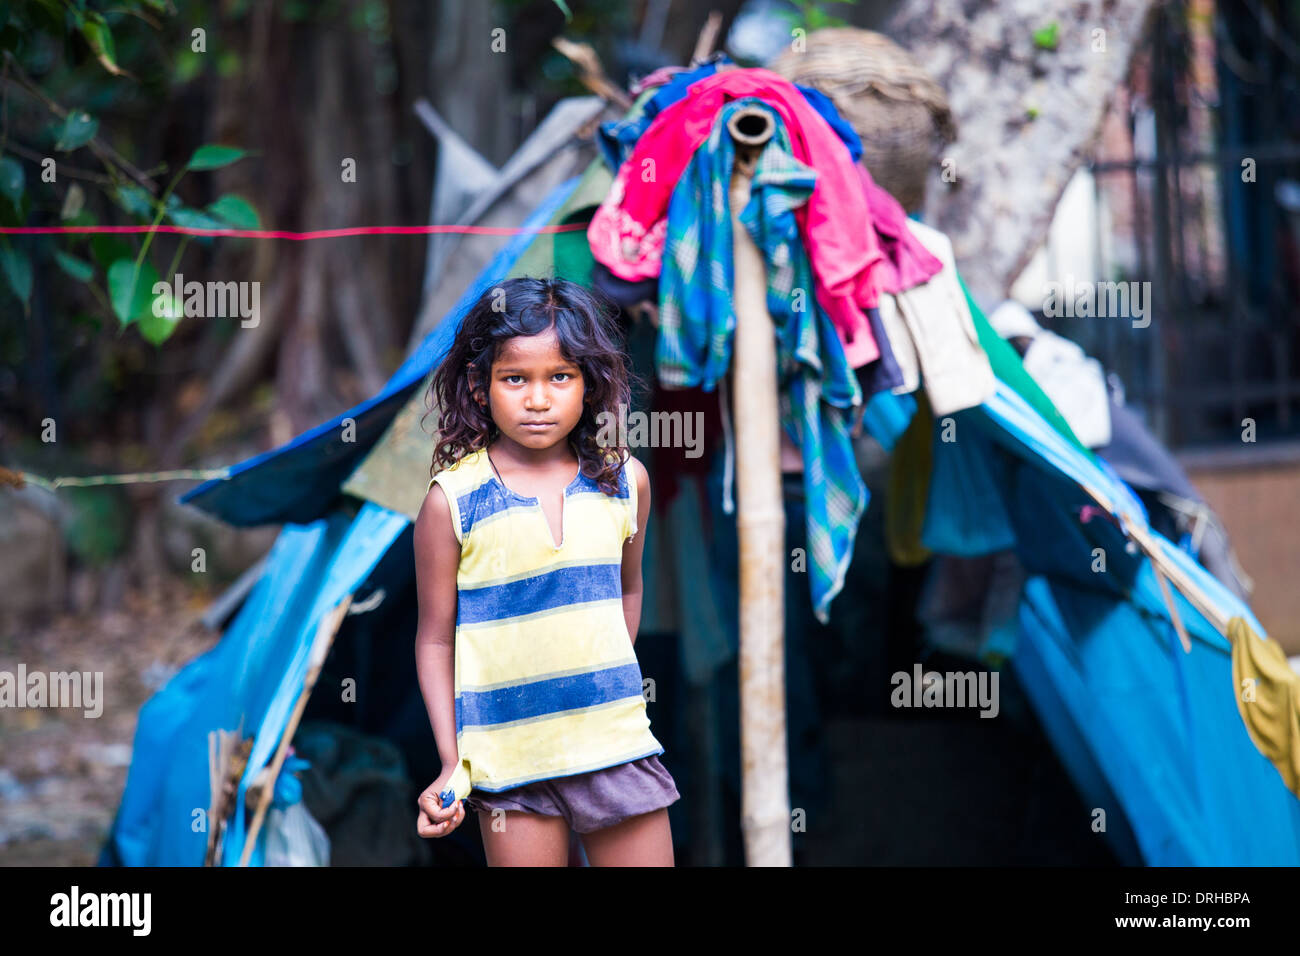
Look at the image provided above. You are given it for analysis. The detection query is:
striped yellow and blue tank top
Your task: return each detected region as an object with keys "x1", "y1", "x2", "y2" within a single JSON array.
[{"x1": 427, "y1": 445, "x2": 662, "y2": 803}]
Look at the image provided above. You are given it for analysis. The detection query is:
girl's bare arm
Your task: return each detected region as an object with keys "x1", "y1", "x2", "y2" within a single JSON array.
[
  {"x1": 620, "y1": 455, "x2": 652, "y2": 648},
  {"x1": 413, "y1": 482, "x2": 461, "y2": 770}
]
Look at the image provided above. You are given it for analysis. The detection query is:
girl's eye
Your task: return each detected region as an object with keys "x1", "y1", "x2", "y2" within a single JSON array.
[
  {"x1": 505, "y1": 375, "x2": 524, "y2": 384},
  {"x1": 554, "y1": 372, "x2": 573, "y2": 382}
]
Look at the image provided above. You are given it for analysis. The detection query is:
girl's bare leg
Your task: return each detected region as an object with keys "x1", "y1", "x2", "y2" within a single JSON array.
[
  {"x1": 579, "y1": 808, "x2": 674, "y2": 867},
  {"x1": 476, "y1": 809, "x2": 571, "y2": 866}
]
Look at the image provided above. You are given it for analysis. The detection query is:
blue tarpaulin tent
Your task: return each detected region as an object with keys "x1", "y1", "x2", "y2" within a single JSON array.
[{"x1": 102, "y1": 171, "x2": 1300, "y2": 866}]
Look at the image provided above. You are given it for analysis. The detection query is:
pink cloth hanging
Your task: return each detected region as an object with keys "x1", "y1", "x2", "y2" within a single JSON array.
[{"x1": 588, "y1": 67, "x2": 885, "y2": 365}]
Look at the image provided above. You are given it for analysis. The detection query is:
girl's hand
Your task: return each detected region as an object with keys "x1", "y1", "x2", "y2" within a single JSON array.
[{"x1": 417, "y1": 767, "x2": 466, "y2": 838}]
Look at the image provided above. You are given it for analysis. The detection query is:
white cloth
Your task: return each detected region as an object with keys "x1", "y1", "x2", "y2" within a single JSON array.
[
  {"x1": 1020, "y1": 329, "x2": 1113, "y2": 449},
  {"x1": 987, "y1": 300, "x2": 1042, "y2": 341},
  {"x1": 880, "y1": 221, "x2": 997, "y2": 416}
]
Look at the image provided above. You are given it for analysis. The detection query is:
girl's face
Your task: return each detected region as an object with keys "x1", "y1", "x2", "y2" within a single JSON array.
[{"x1": 479, "y1": 327, "x2": 585, "y2": 452}]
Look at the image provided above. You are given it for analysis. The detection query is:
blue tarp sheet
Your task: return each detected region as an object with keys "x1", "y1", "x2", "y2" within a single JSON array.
[{"x1": 899, "y1": 380, "x2": 1300, "y2": 864}]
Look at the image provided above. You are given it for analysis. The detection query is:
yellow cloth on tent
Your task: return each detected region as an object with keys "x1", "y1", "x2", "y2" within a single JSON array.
[
  {"x1": 1229, "y1": 616, "x2": 1300, "y2": 799},
  {"x1": 886, "y1": 389, "x2": 934, "y2": 566}
]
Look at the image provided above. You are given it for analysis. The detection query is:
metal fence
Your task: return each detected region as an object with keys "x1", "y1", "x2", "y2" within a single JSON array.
[{"x1": 1059, "y1": 0, "x2": 1300, "y2": 451}]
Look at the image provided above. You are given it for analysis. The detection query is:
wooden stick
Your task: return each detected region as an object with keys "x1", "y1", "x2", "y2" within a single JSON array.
[
  {"x1": 551, "y1": 38, "x2": 633, "y2": 111},
  {"x1": 1081, "y1": 480, "x2": 1229, "y2": 641},
  {"x1": 728, "y1": 105, "x2": 792, "y2": 867},
  {"x1": 692, "y1": 12, "x2": 724, "y2": 65},
  {"x1": 238, "y1": 593, "x2": 353, "y2": 866}
]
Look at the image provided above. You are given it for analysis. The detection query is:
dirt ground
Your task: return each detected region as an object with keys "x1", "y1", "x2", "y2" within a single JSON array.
[{"x1": 0, "y1": 578, "x2": 221, "y2": 866}]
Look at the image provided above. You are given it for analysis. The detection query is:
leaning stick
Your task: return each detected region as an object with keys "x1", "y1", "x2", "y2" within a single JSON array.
[
  {"x1": 692, "y1": 12, "x2": 724, "y2": 64},
  {"x1": 238, "y1": 593, "x2": 353, "y2": 866},
  {"x1": 728, "y1": 106, "x2": 792, "y2": 867},
  {"x1": 551, "y1": 37, "x2": 633, "y2": 110}
]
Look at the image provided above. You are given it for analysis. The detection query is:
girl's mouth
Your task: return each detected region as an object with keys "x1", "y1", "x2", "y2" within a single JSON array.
[{"x1": 521, "y1": 422, "x2": 554, "y2": 430}]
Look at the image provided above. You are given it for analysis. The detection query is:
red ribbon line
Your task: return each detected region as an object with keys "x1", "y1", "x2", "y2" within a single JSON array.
[{"x1": 0, "y1": 223, "x2": 590, "y2": 239}]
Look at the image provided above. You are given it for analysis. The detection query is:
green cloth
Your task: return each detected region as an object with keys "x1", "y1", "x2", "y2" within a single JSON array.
[
  {"x1": 508, "y1": 157, "x2": 612, "y2": 283},
  {"x1": 958, "y1": 273, "x2": 1093, "y2": 458}
]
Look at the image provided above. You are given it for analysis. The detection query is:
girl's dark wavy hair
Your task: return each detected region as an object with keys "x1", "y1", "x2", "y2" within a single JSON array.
[{"x1": 423, "y1": 276, "x2": 642, "y2": 497}]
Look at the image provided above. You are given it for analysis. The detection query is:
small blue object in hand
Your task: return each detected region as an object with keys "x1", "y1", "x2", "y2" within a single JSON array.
[{"x1": 439, "y1": 789, "x2": 456, "y2": 809}]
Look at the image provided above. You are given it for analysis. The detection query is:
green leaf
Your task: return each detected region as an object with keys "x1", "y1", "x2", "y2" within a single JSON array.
[
  {"x1": 136, "y1": 283, "x2": 184, "y2": 344},
  {"x1": 53, "y1": 249, "x2": 95, "y2": 282},
  {"x1": 0, "y1": 240, "x2": 32, "y2": 304},
  {"x1": 53, "y1": 110, "x2": 99, "y2": 151},
  {"x1": 113, "y1": 183, "x2": 154, "y2": 218},
  {"x1": 107, "y1": 257, "x2": 162, "y2": 327},
  {"x1": 186, "y1": 145, "x2": 248, "y2": 171},
  {"x1": 114, "y1": 184, "x2": 180, "y2": 220},
  {"x1": 80, "y1": 18, "x2": 121, "y2": 74},
  {"x1": 0, "y1": 156, "x2": 24, "y2": 206},
  {"x1": 165, "y1": 205, "x2": 227, "y2": 231},
  {"x1": 1032, "y1": 22, "x2": 1060, "y2": 51},
  {"x1": 205, "y1": 194, "x2": 261, "y2": 230}
]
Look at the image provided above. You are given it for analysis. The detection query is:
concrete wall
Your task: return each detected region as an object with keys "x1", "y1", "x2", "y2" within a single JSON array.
[{"x1": 1182, "y1": 444, "x2": 1300, "y2": 654}]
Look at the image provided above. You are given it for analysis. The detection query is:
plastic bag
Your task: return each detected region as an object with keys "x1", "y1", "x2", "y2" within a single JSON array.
[{"x1": 265, "y1": 801, "x2": 331, "y2": 867}]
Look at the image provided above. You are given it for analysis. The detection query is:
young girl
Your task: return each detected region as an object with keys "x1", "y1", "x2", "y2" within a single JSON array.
[{"x1": 412, "y1": 276, "x2": 678, "y2": 866}]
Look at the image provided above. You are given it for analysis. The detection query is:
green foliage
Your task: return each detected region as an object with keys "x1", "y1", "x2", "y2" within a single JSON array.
[
  {"x1": 0, "y1": 0, "x2": 261, "y2": 344},
  {"x1": 1033, "y1": 22, "x2": 1060, "y2": 51},
  {"x1": 782, "y1": 0, "x2": 858, "y2": 32},
  {"x1": 0, "y1": 238, "x2": 32, "y2": 304}
]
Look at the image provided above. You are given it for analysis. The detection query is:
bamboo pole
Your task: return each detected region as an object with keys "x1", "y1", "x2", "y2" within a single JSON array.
[{"x1": 727, "y1": 106, "x2": 792, "y2": 867}]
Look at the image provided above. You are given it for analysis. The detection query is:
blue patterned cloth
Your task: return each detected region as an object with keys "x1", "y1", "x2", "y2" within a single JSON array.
[{"x1": 657, "y1": 98, "x2": 867, "y2": 625}]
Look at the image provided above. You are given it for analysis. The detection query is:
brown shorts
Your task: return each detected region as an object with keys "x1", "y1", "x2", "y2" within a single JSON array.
[{"x1": 462, "y1": 755, "x2": 680, "y2": 834}]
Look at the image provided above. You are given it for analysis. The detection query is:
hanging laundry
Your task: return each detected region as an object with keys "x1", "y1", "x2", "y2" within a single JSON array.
[
  {"x1": 873, "y1": 219, "x2": 997, "y2": 417},
  {"x1": 987, "y1": 300, "x2": 1112, "y2": 449},
  {"x1": 885, "y1": 388, "x2": 934, "y2": 567},
  {"x1": 961, "y1": 275, "x2": 1093, "y2": 456},
  {"x1": 589, "y1": 67, "x2": 891, "y2": 368},
  {"x1": 855, "y1": 304, "x2": 905, "y2": 396},
  {"x1": 1229, "y1": 616, "x2": 1300, "y2": 800},
  {"x1": 598, "y1": 56, "x2": 864, "y2": 172},
  {"x1": 592, "y1": 133, "x2": 912, "y2": 349},
  {"x1": 858, "y1": 164, "x2": 943, "y2": 293},
  {"x1": 656, "y1": 98, "x2": 867, "y2": 626}
]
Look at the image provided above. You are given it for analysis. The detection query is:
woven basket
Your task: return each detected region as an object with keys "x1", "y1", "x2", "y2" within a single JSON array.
[{"x1": 768, "y1": 28, "x2": 956, "y2": 213}]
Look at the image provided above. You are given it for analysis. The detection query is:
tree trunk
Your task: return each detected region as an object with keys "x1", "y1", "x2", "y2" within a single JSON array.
[
  {"x1": 178, "y1": 0, "x2": 451, "y2": 445},
  {"x1": 884, "y1": 0, "x2": 1157, "y2": 307}
]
